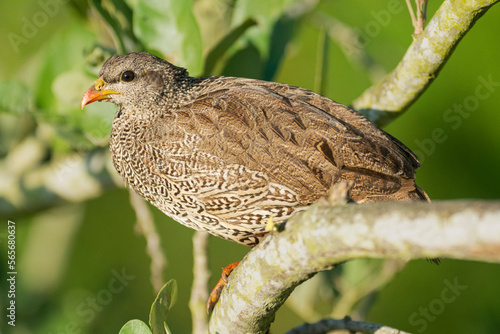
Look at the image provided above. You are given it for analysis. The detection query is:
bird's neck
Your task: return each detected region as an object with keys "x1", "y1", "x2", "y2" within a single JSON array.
[
  {"x1": 165, "y1": 74, "x2": 204, "y2": 108},
  {"x1": 113, "y1": 76, "x2": 202, "y2": 123}
]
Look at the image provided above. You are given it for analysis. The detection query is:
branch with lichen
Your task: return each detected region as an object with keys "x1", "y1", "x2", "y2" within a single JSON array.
[
  {"x1": 352, "y1": 0, "x2": 500, "y2": 126},
  {"x1": 208, "y1": 197, "x2": 500, "y2": 333}
]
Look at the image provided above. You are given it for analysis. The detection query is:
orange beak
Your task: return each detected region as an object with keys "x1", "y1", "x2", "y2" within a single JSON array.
[{"x1": 80, "y1": 77, "x2": 120, "y2": 110}]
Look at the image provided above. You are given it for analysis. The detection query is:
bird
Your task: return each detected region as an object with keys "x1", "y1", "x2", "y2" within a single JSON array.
[{"x1": 81, "y1": 52, "x2": 429, "y2": 311}]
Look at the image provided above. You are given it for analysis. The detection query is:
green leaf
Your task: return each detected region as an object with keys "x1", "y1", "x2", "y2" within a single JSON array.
[
  {"x1": 149, "y1": 280, "x2": 177, "y2": 334},
  {"x1": 119, "y1": 320, "x2": 153, "y2": 334},
  {"x1": 134, "y1": 0, "x2": 203, "y2": 75},
  {"x1": 229, "y1": 0, "x2": 300, "y2": 80},
  {"x1": 262, "y1": 15, "x2": 296, "y2": 81},
  {"x1": 232, "y1": 0, "x2": 298, "y2": 26},
  {"x1": 33, "y1": 22, "x2": 95, "y2": 111},
  {"x1": 89, "y1": 0, "x2": 141, "y2": 53},
  {"x1": 203, "y1": 18, "x2": 257, "y2": 76},
  {"x1": 314, "y1": 27, "x2": 329, "y2": 96},
  {"x1": 221, "y1": 43, "x2": 263, "y2": 79}
]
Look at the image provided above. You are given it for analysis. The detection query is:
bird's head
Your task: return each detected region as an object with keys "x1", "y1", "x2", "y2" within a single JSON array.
[{"x1": 80, "y1": 52, "x2": 189, "y2": 112}]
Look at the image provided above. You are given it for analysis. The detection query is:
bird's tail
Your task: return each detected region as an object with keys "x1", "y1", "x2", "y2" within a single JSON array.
[{"x1": 413, "y1": 185, "x2": 430, "y2": 202}]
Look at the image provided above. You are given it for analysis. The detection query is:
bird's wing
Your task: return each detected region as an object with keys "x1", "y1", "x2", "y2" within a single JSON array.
[{"x1": 142, "y1": 77, "x2": 422, "y2": 217}]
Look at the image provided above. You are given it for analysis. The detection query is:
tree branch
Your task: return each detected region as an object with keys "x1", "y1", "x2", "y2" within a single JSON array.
[
  {"x1": 286, "y1": 316, "x2": 411, "y2": 334},
  {"x1": 351, "y1": 0, "x2": 500, "y2": 125},
  {"x1": 189, "y1": 231, "x2": 210, "y2": 334},
  {"x1": 405, "y1": 0, "x2": 419, "y2": 33},
  {"x1": 0, "y1": 144, "x2": 120, "y2": 217},
  {"x1": 208, "y1": 199, "x2": 500, "y2": 333},
  {"x1": 130, "y1": 191, "x2": 167, "y2": 293},
  {"x1": 406, "y1": 0, "x2": 429, "y2": 37}
]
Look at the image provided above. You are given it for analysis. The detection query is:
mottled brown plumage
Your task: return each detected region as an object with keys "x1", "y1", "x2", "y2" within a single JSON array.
[{"x1": 81, "y1": 52, "x2": 428, "y2": 247}]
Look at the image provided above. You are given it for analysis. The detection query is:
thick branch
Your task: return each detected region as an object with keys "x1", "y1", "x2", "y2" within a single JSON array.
[
  {"x1": 209, "y1": 200, "x2": 500, "y2": 333},
  {"x1": 351, "y1": 0, "x2": 500, "y2": 125}
]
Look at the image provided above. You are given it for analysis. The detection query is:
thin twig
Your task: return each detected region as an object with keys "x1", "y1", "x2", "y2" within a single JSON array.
[
  {"x1": 421, "y1": 0, "x2": 429, "y2": 23},
  {"x1": 189, "y1": 231, "x2": 210, "y2": 334},
  {"x1": 405, "y1": 0, "x2": 418, "y2": 30},
  {"x1": 129, "y1": 191, "x2": 167, "y2": 293},
  {"x1": 414, "y1": 0, "x2": 428, "y2": 36},
  {"x1": 405, "y1": 0, "x2": 427, "y2": 37},
  {"x1": 415, "y1": 0, "x2": 423, "y2": 35}
]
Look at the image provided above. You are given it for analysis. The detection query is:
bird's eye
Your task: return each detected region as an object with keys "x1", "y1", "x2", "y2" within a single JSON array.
[{"x1": 121, "y1": 71, "x2": 135, "y2": 82}]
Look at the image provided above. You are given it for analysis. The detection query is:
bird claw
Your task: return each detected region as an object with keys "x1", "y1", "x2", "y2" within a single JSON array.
[{"x1": 206, "y1": 261, "x2": 240, "y2": 314}]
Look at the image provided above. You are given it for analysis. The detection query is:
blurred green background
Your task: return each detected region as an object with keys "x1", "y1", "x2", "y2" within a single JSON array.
[{"x1": 1, "y1": 0, "x2": 499, "y2": 333}]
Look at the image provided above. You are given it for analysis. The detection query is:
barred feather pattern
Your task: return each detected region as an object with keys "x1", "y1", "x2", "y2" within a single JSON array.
[{"x1": 100, "y1": 53, "x2": 428, "y2": 247}]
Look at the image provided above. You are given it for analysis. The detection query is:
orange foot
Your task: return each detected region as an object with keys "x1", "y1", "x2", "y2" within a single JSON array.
[{"x1": 206, "y1": 261, "x2": 240, "y2": 313}]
